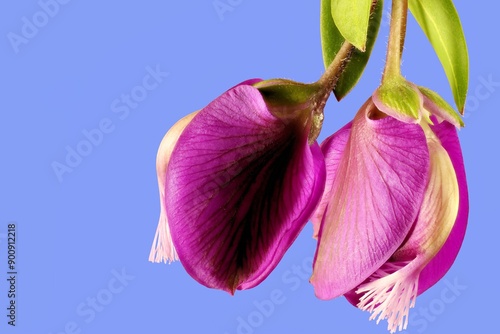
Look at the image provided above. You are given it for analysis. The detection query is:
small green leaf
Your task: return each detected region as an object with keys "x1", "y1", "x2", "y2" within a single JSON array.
[
  {"x1": 335, "y1": 0, "x2": 383, "y2": 100},
  {"x1": 320, "y1": 0, "x2": 343, "y2": 70},
  {"x1": 418, "y1": 86, "x2": 464, "y2": 128},
  {"x1": 331, "y1": 0, "x2": 373, "y2": 51},
  {"x1": 409, "y1": 0, "x2": 469, "y2": 113},
  {"x1": 373, "y1": 78, "x2": 422, "y2": 123},
  {"x1": 321, "y1": 0, "x2": 383, "y2": 100}
]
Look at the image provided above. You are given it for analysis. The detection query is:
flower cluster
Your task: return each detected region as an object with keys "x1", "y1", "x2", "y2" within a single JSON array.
[
  {"x1": 148, "y1": 0, "x2": 469, "y2": 332},
  {"x1": 149, "y1": 79, "x2": 468, "y2": 332}
]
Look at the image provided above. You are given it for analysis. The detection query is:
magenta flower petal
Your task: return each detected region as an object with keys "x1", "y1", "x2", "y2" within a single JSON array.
[
  {"x1": 311, "y1": 98, "x2": 429, "y2": 300},
  {"x1": 417, "y1": 120, "x2": 469, "y2": 294},
  {"x1": 311, "y1": 122, "x2": 352, "y2": 239},
  {"x1": 150, "y1": 80, "x2": 261, "y2": 264},
  {"x1": 166, "y1": 84, "x2": 326, "y2": 293},
  {"x1": 345, "y1": 121, "x2": 460, "y2": 332}
]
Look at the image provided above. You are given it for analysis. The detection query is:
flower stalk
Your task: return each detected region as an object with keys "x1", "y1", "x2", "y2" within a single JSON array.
[
  {"x1": 383, "y1": 0, "x2": 408, "y2": 82},
  {"x1": 316, "y1": 41, "x2": 354, "y2": 106}
]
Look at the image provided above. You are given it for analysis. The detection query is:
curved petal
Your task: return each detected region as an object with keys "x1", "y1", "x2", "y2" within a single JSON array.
[
  {"x1": 311, "y1": 122, "x2": 352, "y2": 239},
  {"x1": 149, "y1": 80, "x2": 261, "y2": 264},
  {"x1": 310, "y1": 97, "x2": 429, "y2": 300},
  {"x1": 345, "y1": 122, "x2": 460, "y2": 333},
  {"x1": 417, "y1": 120, "x2": 469, "y2": 294},
  {"x1": 149, "y1": 111, "x2": 198, "y2": 263},
  {"x1": 166, "y1": 85, "x2": 326, "y2": 293}
]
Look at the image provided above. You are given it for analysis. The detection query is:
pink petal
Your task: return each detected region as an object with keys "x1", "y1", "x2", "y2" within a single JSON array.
[
  {"x1": 344, "y1": 120, "x2": 467, "y2": 308},
  {"x1": 310, "y1": 97, "x2": 429, "y2": 300},
  {"x1": 311, "y1": 122, "x2": 352, "y2": 239},
  {"x1": 417, "y1": 120, "x2": 469, "y2": 294},
  {"x1": 345, "y1": 122, "x2": 460, "y2": 332},
  {"x1": 166, "y1": 85, "x2": 326, "y2": 293}
]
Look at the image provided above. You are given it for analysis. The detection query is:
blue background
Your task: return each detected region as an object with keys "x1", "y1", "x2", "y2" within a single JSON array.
[{"x1": 1, "y1": 1, "x2": 497, "y2": 333}]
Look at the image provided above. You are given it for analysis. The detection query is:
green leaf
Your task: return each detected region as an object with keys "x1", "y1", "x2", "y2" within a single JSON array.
[
  {"x1": 331, "y1": 0, "x2": 373, "y2": 51},
  {"x1": 321, "y1": 0, "x2": 383, "y2": 100},
  {"x1": 335, "y1": 0, "x2": 383, "y2": 100},
  {"x1": 373, "y1": 78, "x2": 422, "y2": 123},
  {"x1": 409, "y1": 0, "x2": 469, "y2": 113},
  {"x1": 320, "y1": 0, "x2": 343, "y2": 70}
]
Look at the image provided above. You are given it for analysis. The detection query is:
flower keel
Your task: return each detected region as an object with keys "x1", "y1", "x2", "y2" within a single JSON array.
[{"x1": 149, "y1": 111, "x2": 198, "y2": 264}]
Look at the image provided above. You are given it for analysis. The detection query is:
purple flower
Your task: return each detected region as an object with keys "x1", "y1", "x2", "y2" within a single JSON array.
[
  {"x1": 311, "y1": 93, "x2": 468, "y2": 332},
  {"x1": 150, "y1": 79, "x2": 326, "y2": 294}
]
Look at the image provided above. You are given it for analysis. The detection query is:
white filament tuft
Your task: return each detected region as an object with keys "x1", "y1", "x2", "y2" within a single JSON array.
[
  {"x1": 149, "y1": 213, "x2": 178, "y2": 264},
  {"x1": 356, "y1": 260, "x2": 420, "y2": 333}
]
